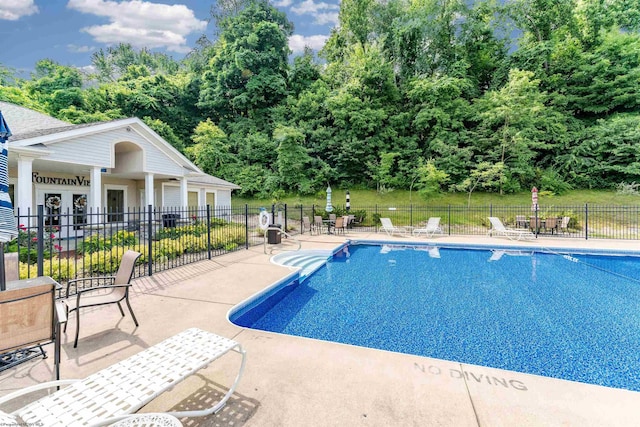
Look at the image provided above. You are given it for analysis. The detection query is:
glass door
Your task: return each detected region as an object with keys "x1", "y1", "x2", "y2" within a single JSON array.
[
  {"x1": 107, "y1": 189, "x2": 124, "y2": 222},
  {"x1": 72, "y1": 193, "x2": 88, "y2": 230}
]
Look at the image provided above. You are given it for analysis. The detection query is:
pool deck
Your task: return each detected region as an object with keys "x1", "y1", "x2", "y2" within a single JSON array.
[{"x1": 2, "y1": 233, "x2": 640, "y2": 426}]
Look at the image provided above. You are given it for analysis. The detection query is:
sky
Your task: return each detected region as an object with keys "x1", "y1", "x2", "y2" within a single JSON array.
[{"x1": 0, "y1": 0, "x2": 340, "y2": 75}]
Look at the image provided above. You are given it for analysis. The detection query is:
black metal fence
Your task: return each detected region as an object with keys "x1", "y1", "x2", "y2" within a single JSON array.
[{"x1": 8, "y1": 203, "x2": 640, "y2": 285}]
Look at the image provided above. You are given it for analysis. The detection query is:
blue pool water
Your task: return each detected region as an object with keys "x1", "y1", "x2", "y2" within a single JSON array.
[{"x1": 230, "y1": 242, "x2": 640, "y2": 391}]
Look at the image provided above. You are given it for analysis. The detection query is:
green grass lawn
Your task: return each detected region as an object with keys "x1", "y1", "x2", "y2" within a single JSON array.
[{"x1": 233, "y1": 189, "x2": 640, "y2": 208}]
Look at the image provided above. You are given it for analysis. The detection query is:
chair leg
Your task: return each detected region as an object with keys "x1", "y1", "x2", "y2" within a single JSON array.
[
  {"x1": 74, "y1": 309, "x2": 81, "y2": 348},
  {"x1": 63, "y1": 305, "x2": 69, "y2": 333},
  {"x1": 116, "y1": 301, "x2": 125, "y2": 317},
  {"x1": 125, "y1": 297, "x2": 139, "y2": 327}
]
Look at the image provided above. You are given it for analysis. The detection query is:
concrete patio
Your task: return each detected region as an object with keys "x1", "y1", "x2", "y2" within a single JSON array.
[{"x1": 1, "y1": 232, "x2": 639, "y2": 426}]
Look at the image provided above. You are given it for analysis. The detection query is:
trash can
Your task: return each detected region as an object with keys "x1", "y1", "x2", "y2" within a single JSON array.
[
  {"x1": 162, "y1": 214, "x2": 179, "y2": 228},
  {"x1": 267, "y1": 224, "x2": 281, "y2": 244}
]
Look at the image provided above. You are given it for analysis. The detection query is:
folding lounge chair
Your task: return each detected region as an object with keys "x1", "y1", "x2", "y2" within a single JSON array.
[
  {"x1": 0, "y1": 328, "x2": 246, "y2": 427},
  {"x1": 412, "y1": 217, "x2": 444, "y2": 237},
  {"x1": 487, "y1": 217, "x2": 534, "y2": 240},
  {"x1": 379, "y1": 218, "x2": 410, "y2": 237}
]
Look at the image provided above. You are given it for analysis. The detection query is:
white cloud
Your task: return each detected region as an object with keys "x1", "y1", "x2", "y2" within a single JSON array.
[
  {"x1": 67, "y1": 44, "x2": 96, "y2": 53},
  {"x1": 0, "y1": 0, "x2": 38, "y2": 21},
  {"x1": 67, "y1": 0, "x2": 207, "y2": 53},
  {"x1": 273, "y1": 0, "x2": 293, "y2": 6},
  {"x1": 291, "y1": 0, "x2": 338, "y2": 15},
  {"x1": 290, "y1": 0, "x2": 339, "y2": 26},
  {"x1": 313, "y1": 12, "x2": 338, "y2": 25},
  {"x1": 289, "y1": 34, "x2": 328, "y2": 53}
]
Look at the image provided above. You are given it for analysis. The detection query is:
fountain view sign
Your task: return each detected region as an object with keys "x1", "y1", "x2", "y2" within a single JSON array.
[{"x1": 32, "y1": 172, "x2": 90, "y2": 186}]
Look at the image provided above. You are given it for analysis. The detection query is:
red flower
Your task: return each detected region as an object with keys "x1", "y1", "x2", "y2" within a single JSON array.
[
  {"x1": 32, "y1": 237, "x2": 37, "y2": 242},
  {"x1": 54, "y1": 245, "x2": 63, "y2": 251},
  {"x1": 50, "y1": 233, "x2": 56, "y2": 239},
  {"x1": 19, "y1": 224, "x2": 26, "y2": 231}
]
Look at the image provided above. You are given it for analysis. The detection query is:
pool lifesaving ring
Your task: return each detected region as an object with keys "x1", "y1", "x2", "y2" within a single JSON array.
[{"x1": 258, "y1": 211, "x2": 270, "y2": 230}]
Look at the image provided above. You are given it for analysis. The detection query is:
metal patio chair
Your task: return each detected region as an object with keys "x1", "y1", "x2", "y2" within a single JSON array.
[
  {"x1": 0, "y1": 277, "x2": 66, "y2": 379},
  {"x1": 63, "y1": 250, "x2": 141, "y2": 347}
]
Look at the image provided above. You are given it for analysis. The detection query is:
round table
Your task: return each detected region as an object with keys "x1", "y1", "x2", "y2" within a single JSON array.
[{"x1": 110, "y1": 413, "x2": 183, "y2": 427}]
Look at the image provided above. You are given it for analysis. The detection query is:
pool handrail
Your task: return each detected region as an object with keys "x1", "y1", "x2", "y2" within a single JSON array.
[{"x1": 263, "y1": 226, "x2": 301, "y2": 254}]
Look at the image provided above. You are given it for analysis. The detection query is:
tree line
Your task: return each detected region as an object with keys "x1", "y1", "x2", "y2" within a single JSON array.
[{"x1": 2, "y1": 0, "x2": 640, "y2": 199}]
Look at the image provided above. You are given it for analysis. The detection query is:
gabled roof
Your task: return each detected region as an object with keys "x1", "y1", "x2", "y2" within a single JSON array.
[
  {"x1": 0, "y1": 101, "x2": 70, "y2": 136},
  {"x1": 1, "y1": 102, "x2": 240, "y2": 190},
  {"x1": 188, "y1": 173, "x2": 241, "y2": 189},
  {"x1": 9, "y1": 121, "x2": 112, "y2": 141}
]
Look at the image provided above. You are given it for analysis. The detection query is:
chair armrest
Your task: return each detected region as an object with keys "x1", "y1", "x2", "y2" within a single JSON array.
[
  {"x1": 76, "y1": 283, "x2": 132, "y2": 296},
  {"x1": 66, "y1": 276, "x2": 116, "y2": 296},
  {"x1": 55, "y1": 300, "x2": 67, "y2": 325},
  {"x1": 0, "y1": 380, "x2": 80, "y2": 406}
]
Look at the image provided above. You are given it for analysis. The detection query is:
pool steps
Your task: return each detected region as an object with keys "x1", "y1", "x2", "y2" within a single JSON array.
[{"x1": 271, "y1": 250, "x2": 332, "y2": 282}]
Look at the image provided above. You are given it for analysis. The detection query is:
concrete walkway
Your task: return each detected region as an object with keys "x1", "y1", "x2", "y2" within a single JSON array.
[{"x1": 1, "y1": 233, "x2": 639, "y2": 426}]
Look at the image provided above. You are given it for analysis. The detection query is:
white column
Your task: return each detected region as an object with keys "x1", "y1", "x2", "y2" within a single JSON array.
[
  {"x1": 145, "y1": 173, "x2": 154, "y2": 208},
  {"x1": 180, "y1": 177, "x2": 188, "y2": 208},
  {"x1": 90, "y1": 166, "x2": 102, "y2": 212},
  {"x1": 16, "y1": 156, "x2": 33, "y2": 216}
]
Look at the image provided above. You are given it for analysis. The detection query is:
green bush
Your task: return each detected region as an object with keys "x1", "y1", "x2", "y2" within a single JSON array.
[
  {"x1": 79, "y1": 230, "x2": 139, "y2": 254},
  {"x1": 20, "y1": 258, "x2": 77, "y2": 282},
  {"x1": 153, "y1": 238, "x2": 184, "y2": 260},
  {"x1": 81, "y1": 246, "x2": 147, "y2": 275}
]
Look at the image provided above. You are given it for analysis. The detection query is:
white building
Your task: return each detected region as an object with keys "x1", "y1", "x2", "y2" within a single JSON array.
[{"x1": 1, "y1": 101, "x2": 240, "y2": 229}]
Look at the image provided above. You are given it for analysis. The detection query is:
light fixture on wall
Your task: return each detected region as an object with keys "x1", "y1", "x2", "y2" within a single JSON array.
[{"x1": 126, "y1": 126, "x2": 132, "y2": 132}]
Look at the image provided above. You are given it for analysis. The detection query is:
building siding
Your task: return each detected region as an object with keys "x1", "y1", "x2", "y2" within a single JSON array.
[{"x1": 44, "y1": 128, "x2": 185, "y2": 176}]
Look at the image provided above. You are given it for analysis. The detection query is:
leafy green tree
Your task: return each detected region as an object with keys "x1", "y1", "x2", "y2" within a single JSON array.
[
  {"x1": 274, "y1": 125, "x2": 314, "y2": 193},
  {"x1": 417, "y1": 159, "x2": 450, "y2": 200},
  {"x1": 550, "y1": 31, "x2": 640, "y2": 116},
  {"x1": 90, "y1": 44, "x2": 180, "y2": 83},
  {"x1": 406, "y1": 75, "x2": 474, "y2": 183},
  {"x1": 198, "y1": 0, "x2": 293, "y2": 123},
  {"x1": 288, "y1": 48, "x2": 321, "y2": 97},
  {"x1": 568, "y1": 114, "x2": 640, "y2": 187},
  {"x1": 455, "y1": 161, "x2": 505, "y2": 206},
  {"x1": 143, "y1": 117, "x2": 185, "y2": 153},
  {"x1": 471, "y1": 69, "x2": 566, "y2": 193},
  {"x1": 187, "y1": 118, "x2": 236, "y2": 176},
  {"x1": 0, "y1": 64, "x2": 16, "y2": 86}
]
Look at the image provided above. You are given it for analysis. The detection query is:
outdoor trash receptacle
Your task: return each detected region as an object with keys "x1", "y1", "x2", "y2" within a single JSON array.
[
  {"x1": 267, "y1": 224, "x2": 281, "y2": 244},
  {"x1": 162, "y1": 214, "x2": 179, "y2": 228}
]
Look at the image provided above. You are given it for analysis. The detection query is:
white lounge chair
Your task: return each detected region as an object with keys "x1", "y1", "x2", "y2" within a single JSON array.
[
  {"x1": 0, "y1": 328, "x2": 246, "y2": 427},
  {"x1": 412, "y1": 217, "x2": 444, "y2": 237},
  {"x1": 379, "y1": 218, "x2": 410, "y2": 237},
  {"x1": 487, "y1": 217, "x2": 534, "y2": 240}
]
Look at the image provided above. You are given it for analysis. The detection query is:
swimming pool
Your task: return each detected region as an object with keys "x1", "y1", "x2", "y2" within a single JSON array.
[{"x1": 230, "y1": 241, "x2": 640, "y2": 391}]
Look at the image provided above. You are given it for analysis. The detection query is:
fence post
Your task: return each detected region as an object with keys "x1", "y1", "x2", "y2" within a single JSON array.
[
  {"x1": 300, "y1": 205, "x2": 303, "y2": 234},
  {"x1": 37, "y1": 205, "x2": 44, "y2": 277},
  {"x1": 534, "y1": 208, "x2": 538, "y2": 239},
  {"x1": 205, "y1": 204, "x2": 212, "y2": 259},
  {"x1": 245, "y1": 204, "x2": 249, "y2": 249},
  {"x1": 147, "y1": 204, "x2": 153, "y2": 276},
  {"x1": 490, "y1": 203, "x2": 493, "y2": 218},
  {"x1": 375, "y1": 204, "x2": 378, "y2": 231},
  {"x1": 410, "y1": 204, "x2": 413, "y2": 227},
  {"x1": 271, "y1": 204, "x2": 275, "y2": 225},
  {"x1": 284, "y1": 203, "x2": 288, "y2": 233},
  {"x1": 585, "y1": 203, "x2": 588, "y2": 240},
  {"x1": 448, "y1": 204, "x2": 451, "y2": 235}
]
